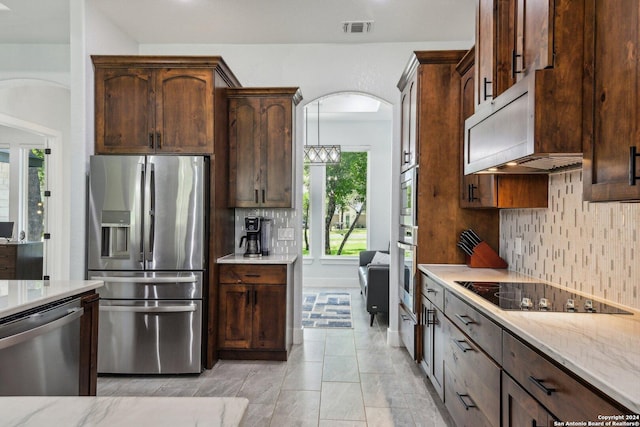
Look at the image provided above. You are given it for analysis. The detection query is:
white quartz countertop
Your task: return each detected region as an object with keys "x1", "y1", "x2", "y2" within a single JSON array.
[
  {"x1": 217, "y1": 253, "x2": 297, "y2": 264},
  {"x1": 0, "y1": 280, "x2": 104, "y2": 319},
  {"x1": 0, "y1": 396, "x2": 248, "y2": 427},
  {"x1": 418, "y1": 264, "x2": 640, "y2": 413}
]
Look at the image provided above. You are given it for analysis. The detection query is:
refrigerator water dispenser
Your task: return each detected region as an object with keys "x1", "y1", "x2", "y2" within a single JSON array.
[{"x1": 100, "y1": 210, "x2": 130, "y2": 258}]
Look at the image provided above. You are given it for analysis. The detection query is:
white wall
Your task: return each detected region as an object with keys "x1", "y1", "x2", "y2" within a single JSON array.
[{"x1": 68, "y1": 0, "x2": 138, "y2": 279}]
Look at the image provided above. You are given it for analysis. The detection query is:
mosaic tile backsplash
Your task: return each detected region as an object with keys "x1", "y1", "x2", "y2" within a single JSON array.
[
  {"x1": 234, "y1": 208, "x2": 298, "y2": 255},
  {"x1": 500, "y1": 170, "x2": 639, "y2": 310}
]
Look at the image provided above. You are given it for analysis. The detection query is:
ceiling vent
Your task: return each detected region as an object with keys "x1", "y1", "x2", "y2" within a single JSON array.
[{"x1": 342, "y1": 21, "x2": 374, "y2": 34}]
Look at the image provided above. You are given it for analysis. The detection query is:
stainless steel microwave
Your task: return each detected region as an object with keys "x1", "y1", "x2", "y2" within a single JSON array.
[{"x1": 400, "y1": 167, "x2": 417, "y2": 245}]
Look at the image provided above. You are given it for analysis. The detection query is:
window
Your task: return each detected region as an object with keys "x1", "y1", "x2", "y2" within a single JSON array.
[
  {"x1": 304, "y1": 150, "x2": 368, "y2": 257},
  {"x1": 324, "y1": 151, "x2": 367, "y2": 255},
  {"x1": 0, "y1": 146, "x2": 46, "y2": 241}
]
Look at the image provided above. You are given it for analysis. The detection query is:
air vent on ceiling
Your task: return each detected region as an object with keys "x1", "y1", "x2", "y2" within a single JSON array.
[{"x1": 342, "y1": 21, "x2": 374, "y2": 34}]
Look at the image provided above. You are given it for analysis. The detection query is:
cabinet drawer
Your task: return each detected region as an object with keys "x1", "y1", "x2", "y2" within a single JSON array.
[
  {"x1": 0, "y1": 245, "x2": 17, "y2": 260},
  {"x1": 502, "y1": 331, "x2": 628, "y2": 421},
  {"x1": 445, "y1": 291, "x2": 501, "y2": 363},
  {"x1": 444, "y1": 316, "x2": 501, "y2": 427},
  {"x1": 399, "y1": 303, "x2": 416, "y2": 360},
  {"x1": 219, "y1": 264, "x2": 286, "y2": 285},
  {"x1": 445, "y1": 365, "x2": 495, "y2": 427},
  {"x1": 422, "y1": 274, "x2": 444, "y2": 311}
]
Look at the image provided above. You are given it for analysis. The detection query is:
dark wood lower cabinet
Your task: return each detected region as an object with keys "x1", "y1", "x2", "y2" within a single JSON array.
[
  {"x1": 79, "y1": 291, "x2": 99, "y2": 396},
  {"x1": 503, "y1": 373, "x2": 554, "y2": 427},
  {"x1": 217, "y1": 264, "x2": 289, "y2": 360}
]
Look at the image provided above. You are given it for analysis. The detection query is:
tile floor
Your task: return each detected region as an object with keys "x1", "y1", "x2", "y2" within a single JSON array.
[{"x1": 97, "y1": 287, "x2": 454, "y2": 426}]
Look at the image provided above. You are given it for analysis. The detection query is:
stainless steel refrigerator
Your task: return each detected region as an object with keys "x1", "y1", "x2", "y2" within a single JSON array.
[{"x1": 87, "y1": 155, "x2": 207, "y2": 374}]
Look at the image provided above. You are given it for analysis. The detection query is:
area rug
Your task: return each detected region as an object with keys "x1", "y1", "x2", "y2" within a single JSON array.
[{"x1": 302, "y1": 292, "x2": 353, "y2": 328}]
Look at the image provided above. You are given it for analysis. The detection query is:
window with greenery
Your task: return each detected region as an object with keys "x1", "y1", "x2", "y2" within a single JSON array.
[{"x1": 324, "y1": 151, "x2": 367, "y2": 255}]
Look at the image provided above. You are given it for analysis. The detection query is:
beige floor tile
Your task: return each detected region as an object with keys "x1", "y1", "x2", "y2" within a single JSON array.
[
  {"x1": 319, "y1": 382, "x2": 366, "y2": 421},
  {"x1": 322, "y1": 355, "x2": 360, "y2": 383},
  {"x1": 282, "y1": 361, "x2": 323, "y2": 391}
]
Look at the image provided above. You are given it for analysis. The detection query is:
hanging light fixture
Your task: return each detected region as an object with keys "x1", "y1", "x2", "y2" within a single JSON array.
[{"x1": 304, "y1": 101, "x2": 341, "y2": 164}]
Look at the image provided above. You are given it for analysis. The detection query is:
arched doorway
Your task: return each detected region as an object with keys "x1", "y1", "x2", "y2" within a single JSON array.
[{"x1": 301, "y1": 92, "x2": 392, "y2": 329}]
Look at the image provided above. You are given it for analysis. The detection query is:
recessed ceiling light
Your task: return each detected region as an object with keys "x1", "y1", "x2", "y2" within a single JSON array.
[{"x1": 0, "y1": 2, "x2": 10, "y2": 12}]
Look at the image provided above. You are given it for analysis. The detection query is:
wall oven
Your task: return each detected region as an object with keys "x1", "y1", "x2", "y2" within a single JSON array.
[{"x1": 400, "y1": 167, "x2": 417, "y2": 245}]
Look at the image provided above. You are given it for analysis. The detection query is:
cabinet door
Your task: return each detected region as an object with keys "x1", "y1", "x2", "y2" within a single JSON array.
[
  {"x1": 155, "y1": 68, "x2": 214, "y2": 154},
  {"x1": 400, "y1": 89, "x2": 410, "y2": 169},
  {"x1": 218, "y1": 284, "x2": 252, "y2": 349},
  {"x1": 252, "y1": 284, "x2": 286, "y2": 350},
  {"x1": 430, "y1": 306, "x2": 444, "y2": 398},
  {"x1": 229, "y1": 97, "x2": 261, "y2": 207},
  {"x1": 583, "y1": 0, "x2": 640, "y2": 201},
  {"x1": 94, "y1": 68, "x2": 155, "y2": 154},
  {"x1": 496, "y1": 0, "x2": 553, "y2": 92},
  {"x1": 261, "y1": 98, "x2": 293, "y2": 207},
  {"x1": 502, "y1": 373, "x2": 553, "y2": 427},
  {"x1": 477, "y1": 0, "x2": 495, "y2": 105}
]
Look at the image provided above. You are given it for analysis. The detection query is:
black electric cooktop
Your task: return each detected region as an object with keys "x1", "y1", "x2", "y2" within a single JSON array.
[{"x1": 453, "y1": 281, "x2": 632, "y2": 314}]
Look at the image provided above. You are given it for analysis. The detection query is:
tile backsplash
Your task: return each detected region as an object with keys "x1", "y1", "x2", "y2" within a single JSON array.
[
  {"x1": 234, "y1": 208, "x2": 298, "y2": 255},
  {"x1": 501, "y1": 170, "x2": 639, "y2": 310}
]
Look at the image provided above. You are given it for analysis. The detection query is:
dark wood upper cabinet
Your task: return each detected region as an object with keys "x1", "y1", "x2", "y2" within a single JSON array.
[
  {"x1": 92, "y1": 56, "x2": 240, "y2": 155},
  {"x1": 399, "y1": 74, "x2": 418, "y2": 171},
  {"x1": 495, "y1": 0, "x2": 554, "y2": 96},
  {"x1": 228, "y1": 88, "x2": 302, "y2": 208},
  {"x1": 476, "y1": 0, "x2": 496, "y2": 106},
  {"x1": 583, "y1": 0, "x2": 640, "y2": 202}
]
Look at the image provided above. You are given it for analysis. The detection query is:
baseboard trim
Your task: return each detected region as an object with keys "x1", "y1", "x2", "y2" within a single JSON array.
[
  {"x1": 293, "y1": 327, "x2": 303, "y2": 344},
  {"x1": 386, "y1": 328, "x2": 401, "y2": 347}
]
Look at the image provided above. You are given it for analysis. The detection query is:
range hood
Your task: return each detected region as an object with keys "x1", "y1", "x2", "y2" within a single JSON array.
[{"x1": 464, "y1": 71, "x2": 583, "y2": 175}]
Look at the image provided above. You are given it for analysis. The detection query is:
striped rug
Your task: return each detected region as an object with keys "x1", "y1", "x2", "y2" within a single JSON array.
[{"x1": 302, "y1": 292, "x2": 353, "y2": 328}]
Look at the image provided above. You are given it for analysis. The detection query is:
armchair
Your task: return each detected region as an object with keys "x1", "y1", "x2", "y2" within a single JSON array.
[{"x1": 358, "y1": 250, "x2": 390, "y2": 326}]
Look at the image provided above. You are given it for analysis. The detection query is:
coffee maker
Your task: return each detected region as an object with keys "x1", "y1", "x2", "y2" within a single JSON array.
[{"x1": 239, "y1": 216, "x2": 262, "y2": 257}]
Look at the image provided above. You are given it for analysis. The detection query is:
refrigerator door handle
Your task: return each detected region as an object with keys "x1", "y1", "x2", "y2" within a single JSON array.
[
  {"x1": 146, "y1": 162, "x2": 156, "y2": 263},
  {"x1": 90, "y1": 276, "x2": 198, "y2": 283},
  {"x1": 99, "y1": 304, "x2": 197, "y2": 313},
  {"x1": 139, "y1": 164, "x2": 146, "y2": 263}
]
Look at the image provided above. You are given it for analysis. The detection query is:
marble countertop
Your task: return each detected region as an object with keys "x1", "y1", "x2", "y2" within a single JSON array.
[
  {"x1": 418, "y1": 264, "x2": 640, "y2": 413},
  {"x1": 217, "y1": 253, "x2": 297, "y2": 265},
  {"x1": 0, "y1": 396, "x2": 248, "y2": 427},
  {"x1": 0, "y1": 280, "x2": 104, "y2": 319}
]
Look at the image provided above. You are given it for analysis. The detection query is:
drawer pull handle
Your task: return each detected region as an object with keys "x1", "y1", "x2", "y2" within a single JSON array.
[
  {"x1": 426, "y1": 288, "x2": 437, "y2": 294},
  {"x1": 453, "y1": 338, "x2": 474, "y2": 353},
  {"x1": 456, "y1": 392, "x2": 477, "y2": 410},
  {"x1": 454, "y1": 313, "x2": 475, "y2": 326},
  {"x1": 528, "y1": 376, "x2": 556, "y2": 395},
  {"x1": 400, "y1": 314, "x2": 410, "y2": 321},
  {"x1": 244, "y1": 274, "x2": 261, "y2": 278}
]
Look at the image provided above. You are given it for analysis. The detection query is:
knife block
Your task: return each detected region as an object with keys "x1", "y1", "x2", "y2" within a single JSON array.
[{"x1": 466, "y1": 241, "x2": 508, "y2": 269}]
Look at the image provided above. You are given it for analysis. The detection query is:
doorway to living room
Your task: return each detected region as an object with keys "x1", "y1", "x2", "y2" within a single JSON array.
[{"x1": 301, "y1": 92, "x2": 392, "y2": 330}]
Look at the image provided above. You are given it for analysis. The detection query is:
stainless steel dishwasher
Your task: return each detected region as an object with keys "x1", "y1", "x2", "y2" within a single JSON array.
[{"x1": 0, "y1": 297, "x2": 84, "y2": 395}]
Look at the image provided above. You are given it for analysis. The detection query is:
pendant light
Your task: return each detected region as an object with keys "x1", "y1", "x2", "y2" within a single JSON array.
[{"x1": 304, "y1": 101, "x2": 341, "y2": 164}]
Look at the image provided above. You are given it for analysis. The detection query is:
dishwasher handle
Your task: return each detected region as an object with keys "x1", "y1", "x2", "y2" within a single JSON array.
[{"x1": 0, "y1": 307, "x2": 84, "y2": 351}]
